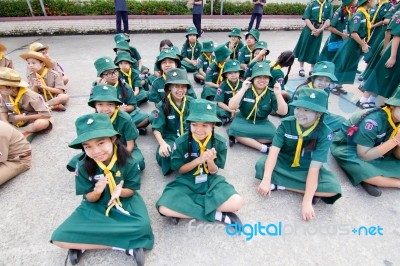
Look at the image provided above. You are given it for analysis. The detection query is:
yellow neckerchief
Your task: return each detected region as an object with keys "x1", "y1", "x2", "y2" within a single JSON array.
[
  {"x1": 382, "y1": 106, "x2": 400, "y2": 138},
  {"x1": 316, "y1": 0, "x2": 327, "y2": 23},
  {"x1": 232, "y1": 42, "x2": 239, "y2": 59},
  {"x1": 94, "y1": 145, "x2": 122, "y2": 216},
  {"x1": 162, "y1": 73, "x2": 167, "y2": 80},
  {"x1": 246, "y1": 85, "x2": 268, "y2": 124},
  {"x1": 345, "y1": 6, "x2": 352, "y2": 19},
  {"x1": 227, "y1": 80, "x2": 239, "y2": 96},
  {"x1": 371, "y1": 0, "x2": 389, "y2": 24},
  {"x1": 120, "y1": 68, "x2": 132, "y2": 88},
  {"x1": 168, "y1": 93, "x2": 187, "y2": 136},
  {"x1": 0, "y1": 52, "x2": 2, "y2": 60},
  {"x1": 35, "y1": 67, "x2": 53, "y2": 102},
  {"x1": 292, "y1": 117, "x2": 320, "y2": 167},
  {"x1": 202, "y1": 52, "x2": 212, "y2": 65},
  {"x1": 246, "y1": 45, "x2": 253, "y2": 61},
  {"x1": 110, "y1": 107, "x2": 119, "y2": 123},
  {"x1": 216, "y1": 61, "x2": 226, "y2": 85},
  {"x1": 192, "y1": 133, "x2": 212, "y2": 175},
  {"x1": 9, "y1": 87, "x2": 28, "y2": 127},
  {"x1": 357, "y1": 6, "x2": 372, "y2": 41},
  {"x1": 269, "y1": 61, "x2": 282, "y2": 70},
  {"x1": 189, "y1": 41, "x2": 196, "y2": 60}
]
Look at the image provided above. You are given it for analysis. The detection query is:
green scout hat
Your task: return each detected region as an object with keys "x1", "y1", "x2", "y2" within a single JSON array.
[
  {"x1": 88, "y1": 84, "x2": 122, "y2": 108},
  {"x1": 201, "y1": 40, "x2": 215, "y2": 53},
  {"x1": 113, "y1": 40, "x2": 131, "y2": 53},
  {"x1": 290, "y1": 88, "x2": 329, "y2": 114},
  {"x1": 342, "y1": 0, "x2": 354, "y2": 6},
  {"x1": 114, "y1": 33, "x2": 130, "y2": 43},
  {"x1": 385, "y1": 85, "x2": 400, "y2": 106},
  {"x1": 186, "y1": 26, "x2": 199, "y2": 37},
  {"x1": 214, "y1": 44, "x2": 232, "y2": 62},
  {"x1": 246, "y1": 29, "x2": 260, "y2": 42},
  {"x1": 186, "y1": 99, "x2": 222, "y2": 126},
  {"x1": 229, "y1": 28, "x2": 242, "y2": 38},
  {"x1": 310, "y1": 61, "x2": 338, "y2": 82},
  {"x1": 164, "y1": 68, "x2": 191, "y2": 92},
  {"x1": 170, "y1": 46, "x2": 183, "y2": 60},
  {"x1": 223, "y1": 59, "x2": 242, "y2": 74},
  {"x1": 253, "y1": 41, "x2": 270, "y2": 56},
  {"x1": 114, "y1": 51, "x2": 136, "y2": 65},
  {"x1": 250, "y1": 61, "x2": 272, "y2": 80},
  {"x1": 156, "y1": 49, "x2": 181, "y2": 70},
  {"x1": 69, "y1": 113, "x2": 120, "y2": 149},
  {"x1": 356, "y1": 0, "x2": 368, "y2": 7},
  {"x1": 94, "y1": 56, "x2": 119, "y2": 77}
]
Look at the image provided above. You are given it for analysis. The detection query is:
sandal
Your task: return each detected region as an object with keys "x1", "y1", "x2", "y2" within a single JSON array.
[
  {"x1": 299, "y1": 69, "x2": 305, "y2": 77},
  {"x1": 356, "y1": 100, "x2": 371, "y2": 109},
  {"x1": 330, "y1": 86, "x2": 348, "y2": 95}
]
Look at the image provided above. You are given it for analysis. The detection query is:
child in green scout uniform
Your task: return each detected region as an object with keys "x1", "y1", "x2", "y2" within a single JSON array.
[
  {"x1": 153, "y1": 39, "x2": 174, "y2": 78},
  {"x1": 331, "y1": 0, "x2": 376, "y2": 95},
  {"x1": 294, "y1": 0, "x2": 333, "y2": 77},
  {"x1": 318, "y1": 0, "x2": 356, "y2": 62},
  {"x1": 256, "y1": 88, "x2": 342, "y2": 221},
  {"x1": 357, "y1": 10, "x2": 400, "y2": 109},
  {"x1": 193, "y1": 40, "x2": 215, "y2": 85},
  {"x1": 226, "y1": 28, "x2": 244, "y2": 60},
  {"x1": 202, "y1": 44, "x2": 232, "y2": 100},
  {"x1": 288, "y1": 61, "x2": 345, "y2": 132},
  {"x1": 180, "y1": 26, "x2": 202, "y2": 73},
  {"x1": 51, "y1": 113, "x2": 154, "y2": 266},
  {"x1": 243, "y1": 40, "x2": 270, "y2": 78},
  {"x1": 214, "y1": 59, "x2": 242, "y2": 125},
  {"x1": 150, "y1": 68, "x2": 193, "y2": 176},
  {"x1": 94, "y1": 56, "x2": 149, "y2": 134},
  {"x1": 114, "y1": 33, "x2": 149, "y2": 75},
  {"x1": 228, "y1": 61, "x2": 288, "y2": 152},
  {"x1": 156, "y1": 99, "x2": 243, "y2": 225},
  {"x1": 0, "y1": 120, "x2": 31, "y2": 186},
  {"x1": 20, "y1": 51, "x2": 69, "y2": 112},
  {"x1": 115, "y1": 51, "x2": 149, "y2": 105},
  {"x1": 268, "y1": 50, "x2": 295, "y2": 103},
  {"x1": 331, "y1": 85, "x2": 400, "y2": 197},
  {"x1": 0, "y1": 67, "x2": 53, "y2": 135},
  {"x1": 0, "y1": 43, "x2": 14, "y2": 69},
  {"x1": 238, "y1": 29, "x2": 260, "y2": 70}
]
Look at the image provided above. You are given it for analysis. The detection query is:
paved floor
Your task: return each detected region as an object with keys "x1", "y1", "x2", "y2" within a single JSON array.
[{"x1": 0, "y1": 31, "x2": 398, "y2": 266}]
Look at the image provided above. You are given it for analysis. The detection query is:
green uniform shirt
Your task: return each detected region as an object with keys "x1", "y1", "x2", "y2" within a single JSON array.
[
  {"x1": 239, "y1": 87, "x2": 278, "y2": 120},
  {"x1": 205, "y1": 62, "x2": 222, "y2": 83},
  {"x1": 149, "y1": 76, "x2": 197, "y2": 104},
  {"x1": 329, "y1": 7, "x2": 351, "y2": 43},
  {"x1": 113, "y1": 109, "x2": 138, "y2": 145},
  {"x1": 370, "y1": 2, "x2": 392, "y2": 23},
  {"x1": 349, "y1": 11, "x2": 369, "y2": 39},
  {"x1": 181, "y1": 42, "x2": 202, "y2": 60},
  {"x1": 225, "y1": 41, "x2": 244, "y2": 60},
  {"x1": 215, "y1": 79, "x2": 243, "y2": 105},
  {"x1": 387, "y1": 11, "x2": 400, "y2": 35},
  {"x1": 119, "y1": 69, "x2": 142, "y2": 89},
  {"x1": 238, "y1": 45, "x2": 253, "y2": 65},
  {"x1": 303, "y1": 0, "x2": 333, "y2": 23},
  {"x1": 197, "y1": 53, "x2": 215, "y2": 72},
  {"x1": 384, "y1": 3, "x2": 399, "y2": 19}
]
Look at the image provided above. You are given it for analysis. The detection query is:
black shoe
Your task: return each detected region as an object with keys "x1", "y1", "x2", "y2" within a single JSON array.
[
  {"x1": 358, "y1": 74, "x2": 364, "y2": 81},
  {"x1": 68, "y1": 249, "x2": 82, "y2": 265},
  {"x1": 312, "y1": 196, "x2": 321, "y2": 205},
  {"x1": 222, "y1": 212, "x2": 242, "y2": 226},
  {"x1": 229, "y1": 136, "x2": 236, "y2": 147},
  {"x1": 360, "y1": 182, "x2": 382, "y2": 197},
  {"x1": 138, "y1": 128, "x2": 147, "y2": 135},
  {"x1": 299, "y1": 69, "x2": 305, "y2": 77},
  {"x1": 222, "y1": 117, "x2": 232, "y2": 126},
  {"x1": 133, "y1": 248, "x2": 145, "y2": 266},
  {"x1": 171, "y1": 217, "x2": 180, "y2": 225}
]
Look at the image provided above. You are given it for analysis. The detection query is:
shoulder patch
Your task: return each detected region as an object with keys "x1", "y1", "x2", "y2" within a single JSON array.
[
  {"x1": 327, "y1": 133, "x2": 333, "y2": 141},
  {"x1": 365, "y1": 123, "x2": 374, "y2": 131},
  {"x1": 217, "y1": 88, "x2": 222, "y2": 95}
]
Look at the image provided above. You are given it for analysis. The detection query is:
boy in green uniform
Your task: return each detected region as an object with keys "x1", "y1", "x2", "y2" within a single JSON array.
[
  {"x1": 225, "y1": 28, "x2": 244, "y2": 60},
  {"x1": 180, "y1": 26, "x2": 202, "y2": 73},
  {"x1": 238, "y1": 29, "x2": 260, "y2": 70},
  {"x1": 193, "y1": 40, "x2": 215, "y2": 85}
]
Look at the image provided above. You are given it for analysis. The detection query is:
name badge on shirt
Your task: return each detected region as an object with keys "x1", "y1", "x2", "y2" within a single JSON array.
[
  {"x1": 187, "y1": 49, "x2": 192, "y2": 52},
  {"x1": 93, "y1": 174, "x2": 105, "y2": 181},
  {"x1": 225, "y1": 91, "x2": 233, "y2": 94},
  {"x1": 158, "y1": 88, "x2": 164, "y2": 92},
  {"x1": 195, "y1": 174, "x2": 208, "y2": 184},
  {"x1": 5, "y1": 102, "x2": 13, "y2": 107},
  {"x1": 284, "y1": 133, "x2": 298, "y2": 140},
  {"x1": 360, "y1": 19, "x2": 366, "y2": 23},
  {"x1": 243, "y1": 98, "x2": 255, "y2": 103},
  {"x1": 167, "y1": 115, "x2": 175, "y2": 119},
  {"x1": 245, "y1": 54, "x2": 250, "y2": 57}
]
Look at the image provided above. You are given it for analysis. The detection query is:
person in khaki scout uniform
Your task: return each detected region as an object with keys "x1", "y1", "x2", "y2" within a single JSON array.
[
  {"x1": 0, "y1": 43, "x2": 14, "y2": 69},
  {"x1": 331, "y1": 85, "x2": 400, "y2": 197},
  {"x1": 238, "y1": 29, "x2": 260, "y2": 70},
  {"x1": 256, "y1": 88, "x2": 341, "y2": 221},
  {"x1": 150, "y1": 68, "x2": 193, "y2": 176},
  {"x1": 228, "y1": 61, "x2": 288, "y2": 153},
  {"x1": 0, "y1": 120, "x2": 32, "y2": 186},
  {"x1": 180, "y1": 26, "x2": 203, "y2": 73},
  {"x1": 156, "y1": 99, "x2": 243, "y2": 226},
  {"x1": 29, "y1": 42, "x2": 69, "y2": 85},
  {"x1": 225, "y1": 28, "x2": 244, "y2": 60},
  {"x1": 51, "y1": 113, "x2": 153, "y2": 266},
  {"x1": 0, "y1": 67, "x2": 53, "y2": 135},
  {"x1": 20, "y1": 51, "x2": 69, "y2": 112},
  {"x1": 201, "y1": 44, "x2": 232, "y2": 100},
  {"x1": 293, "y1": 0, "x2": 333, "y2": 77},
  {"x1": 193, "y1": 40, "x2": 215, "y2": 85}
]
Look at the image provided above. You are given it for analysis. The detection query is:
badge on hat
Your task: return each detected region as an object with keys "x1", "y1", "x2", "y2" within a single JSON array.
[
  {"x1": 310, "y1": 93, "x2": 316, "y2": 99},
  {"x1": 323, "y1": 65, "x2": 328, "y2": 69},
  {"x1": 211, "y1": 43, "x2": 213, "y2": 46},
  {"x1": 87, "y1": 118, "x2": 94, "y2": 124},
  {"x1": 173, "y1": 72, "x2": 177, "y2": 77},
  {"x1": 207, "y1": 104, "x2": 212, "y2": 110},
  {"x1": 233, "y1": 62, "x2": 237, "y2": 65},
  {"x1": 105, "y1": 59, "x2": 110, "y2": 62},
  {"x1": 103, "y1": 86, "x2": 108, "y2": 90},
  {"x1": 258, "y1": 64, "x2": 263, "y2": 68}
]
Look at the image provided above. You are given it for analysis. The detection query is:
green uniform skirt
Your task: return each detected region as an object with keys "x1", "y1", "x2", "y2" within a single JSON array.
[
  {"x1": 156, "y1": 174, "x2": 238, "y2": 222},
  {"x1": 156, "y1": 138, "x2": 175, "y2": 176},
  {"x1": 201, "y1": 85, "x2": 217, "y2": 100},
  {"x1": 136, "y1": 89, "x2": 149, "y2": 105},
  {"x1": 51, "y1": 194, "x2": 154, "y2": 250},
  {"x1": 332, "y1": 38, "x2": 363, "y2": 84},
  {"x1": 255, "y1": 155, "x2": 342, "y2": 204},
  {"x1": 361, "y1": 41, "x2": 383, "y2": 81},
  {"x1": 181, "y1": 61, "x2": 198, "y2": 73},
  {"x1": 363, "y1": 25, "x2": 387, "y2": 64},
  {"x1": 294, "y1": 26, "x2": 324, "y2": 64},
  {"x1": 130, "y1": 108, "x2": 149, "y2": 126},
  {"x1": 228, "y1": 113, "x2": 276, "y2": 139}
]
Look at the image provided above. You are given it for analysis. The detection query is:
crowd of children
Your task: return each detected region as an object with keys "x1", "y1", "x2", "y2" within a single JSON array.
[{"x1": 1, "y1": 2, "x2": 400, "y2": 262}]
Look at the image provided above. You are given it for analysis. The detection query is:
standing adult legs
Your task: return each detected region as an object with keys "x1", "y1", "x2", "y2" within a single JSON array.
[
  {"x1": 247, "y1": 13, "x2": 257, "y2": 31},
  {"x1": 255, "y1": 13, "x2": 263, "y2": 30},
  {"x1": 193, "y1": 14, "x2": 202, "y2": 35},
  {"x1": 121, "y1": 11, "x2": 129, "y2": 33},
  {"x1": 116, "y1": 11, "x2": 122, "y2": 33}
]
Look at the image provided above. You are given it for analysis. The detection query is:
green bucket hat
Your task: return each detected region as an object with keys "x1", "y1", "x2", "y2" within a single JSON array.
[
  {"x1": 250, "y1": 61, "x2": 272, "y2": 80},
  {"x1": 164, "y1": 68, "x2": 191, "y2": 92},
  {"x1": 88, "y1": 84, "x2": 122, "y2": 108},
  {"x1": 186, "y1": 26, "x2": 199, "y2": 37},
  {"x1": 186, "y1": 99, "x2": 222, "y2": 126},
  {"x1": 114, "y1": 33, "x2": 130, "y2": 43},
  {"x1": 385, "y1": 85, "x2": 400, "y2": 106},
  {"x1": 114, "y1": 51, "x2": 136, "y2": 65},
  {"x1": 113, "y1": 40, "x2": 131, "y2": 53},
  {"x1": 253, "y1": 41, "x2": 270, "y2": 56},
  {"x1": 156, "y1": 49, "x2": 181, "y2": 70},
  {"x1": 223, "y1": 59, "x2": 242, "y2": 74},
  {"x1": 310, "y1": 61, "x2": 338, "y2": 82},
  {"x1": 290, "y1": 88, "x2": 329, "y2": 114},
  {"x1": 201, "y1": 40, "x2": 215, "y2": 53},
  {"x1": 69, "y1": 113, "x2": 120, "y2": 149},
  {"x1": 214, "y1": 44, "x2": 232, "y2": 62},
  {"x1": 229, "y1": 28, "x2": 242, "y2": 38},
  {"x1": 342, "y1": 0, "x2": 354, "y2": 6},
  {"x1": 170, "y1": 45, "x2": 183, "y2": 60},
  {"x1": 356, "y1": 0, "x2": 368, "y2": 7},
  {"x1": 246, "y1": 29, "x2": 260, "y2": 42},
  {"x1": 94, "y1": 56, "x2": 119, "y2": 77}
]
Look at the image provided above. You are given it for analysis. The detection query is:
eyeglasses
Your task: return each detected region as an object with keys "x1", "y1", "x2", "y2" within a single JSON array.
[{"x1": 102, "y1": 70, "x2": 118, "y2": 78}]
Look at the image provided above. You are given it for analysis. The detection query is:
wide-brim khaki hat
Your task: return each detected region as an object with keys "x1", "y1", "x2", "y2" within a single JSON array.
[
  {"x1": 0, "y1": 67, "x2": 29, "y2": 88},
  {"x1": 20, "y1": 51, "x2": 53, "y2": 68},
  {"x1": 29, "y1": 42, "x2": 49, "y2": 52}
]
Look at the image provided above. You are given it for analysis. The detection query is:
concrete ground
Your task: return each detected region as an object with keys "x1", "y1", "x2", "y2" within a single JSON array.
[{"x1": 0, "y1": 31, "x2": 399, "y2": 266}]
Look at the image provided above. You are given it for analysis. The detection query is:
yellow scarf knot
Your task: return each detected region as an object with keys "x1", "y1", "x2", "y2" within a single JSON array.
[
  {"x1": 193, "y1": 133, "x2": 212, "y2": 175},
  {"x1": 357, "y1": 6, "x2": 372, "y2": 42},
  {"x1": 292, "y1": 118, "x2": 320, "y2": 167},
  {"x1": 168, "y1": 93, "x2": 187, "y2": 136},
  {"x1": 121, "y1": 68, "x2": 132, "y2": 88},
  {"x1": 9, "y1": 87, "x2": 28, "y2": 127},
  {"x1": 35, "y1": 67, "x2": 54, "y2": 102},
  {"x1": 316, "y1": 0, "x2": 327, "y2": 24},
  {"x1": 246, "y1": 85, "x2": 268, "y2": 124},
  {"x1": 216, "y1": 61, "x2": 226, "y2": 85},
  {"x1": 371, "y1": 0, "x2": 389, "y2": 24},
  {"x1": 226, "y1": 80, "x2": 239, "y2": 96}
]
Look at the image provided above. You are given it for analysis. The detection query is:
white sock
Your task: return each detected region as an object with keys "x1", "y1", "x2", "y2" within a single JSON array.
[
  {"x1": 359, "y1": 96, "x2": 368, "y2": 103},
  {"x1": 126, "y1": 249, "x2": 134, "y2": 256},
  {"x1": 277, "y1": 185, "x2": 286, "y2": 190},
  {"x1": 271, "y1": 184, "x2": 276, "y2": 190},
  {"x1": 260, "y1": 144, "x2": 269, "y2": 153},
  {"x1": 112, "y1": 247, "x2": 125, "y2": 252},
  {"x1": 300, "y1": 67, "x2": 304, "y2": 70},
  {"x1": 214, "y1": 211, "x2": 231, "y2": 224},
  {"x1": 368, "y1": 96, "x2": 376, "y2": 103}
]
